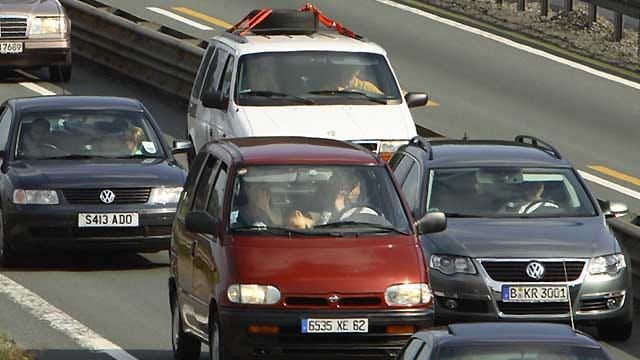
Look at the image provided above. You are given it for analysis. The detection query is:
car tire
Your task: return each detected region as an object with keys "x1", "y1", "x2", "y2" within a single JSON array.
[
  {"x1": 209, "y1": 310, "x2": 225, "y2": 360},
  {"x1": 171, "y1": 294, "x2": 201, "y2": 360},
  {"x1": 597, "y1": 319, "x2": 632, "y2": 341},
  {"x1": 49, "y1": 65, "x2": 72, "y2": 83},
  {"x1": 0, "y1": 210, "x2": 15, "y2": 268}
]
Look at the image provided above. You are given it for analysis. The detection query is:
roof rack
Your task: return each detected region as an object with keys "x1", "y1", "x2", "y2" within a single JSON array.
[
  {"x1": 410, "y1": 136, "x2": 433, "y2": 160},
  {"x1": 514, "y1": 135, "x2": 562, "y2": 159},
  {"x1": 224, "y1": 3, "x2": 364, "y2": 41}
]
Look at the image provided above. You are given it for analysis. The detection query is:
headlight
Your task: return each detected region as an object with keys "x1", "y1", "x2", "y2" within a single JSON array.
[
  {"x1": 385, "y1": 283, "x2": 431, "y2": 306},
  {"x1": 589, "y1": 254, "x2": 626, "y2": 276},
  {"x1": 227, "y1": 284, "x2": 281, "y2": 305},
  {"x1": 12, "y1": 189, "x2": 59, "y2": 205},
  {"x1": 149, "y1": 187, "x2": 183, "y2": 204},
  {"x1": 430, "y1": 255, "x2": 476, "y2": 275},
  {"x1": 30, "y1": 16, "x2": 66, "y2": 35}
]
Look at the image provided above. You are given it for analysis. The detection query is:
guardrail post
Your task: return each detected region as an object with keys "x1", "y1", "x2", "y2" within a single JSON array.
[
  {"x1": 612, "y1": 12, "x2": 623, "y2": 42},
  {"x1": 588, "y1": 4, "x2": 597, "y2": 23},
  {"x1": 517, "y1": 0, "x2": 525, "y2": 12},
  {"x1": 564, "y1": 0, "x2": 573, "y2": 13},
  {"x1": 541, "y1": 0, "x2": 549, "y2": 16}
]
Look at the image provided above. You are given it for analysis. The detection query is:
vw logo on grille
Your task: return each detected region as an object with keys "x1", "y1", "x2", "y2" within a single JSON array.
[
  {"x1": 99, "y1": 189, "x2": 116, "y2": 204},
  {"x1": 526, "y1": 262, "x2": 545, "y2": 280},
  {"x1": 328, "y1": 295, "x2": 340, "y2": 303}
]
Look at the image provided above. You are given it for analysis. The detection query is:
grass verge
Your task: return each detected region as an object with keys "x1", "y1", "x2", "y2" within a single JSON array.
[{"x1": 0, "y1": 333, "x2": 32, "y2": 360}]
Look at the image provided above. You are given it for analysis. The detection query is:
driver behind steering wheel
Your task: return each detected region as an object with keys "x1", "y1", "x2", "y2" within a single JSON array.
[
  {"x1": 502, "y1": 181, "x2": 560, "y2": 215},
  {"x1": 21, "y1": 117, "x2": 59, "y2": 158}
]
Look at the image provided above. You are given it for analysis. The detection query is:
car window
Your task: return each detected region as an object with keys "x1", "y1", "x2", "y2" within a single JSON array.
[
  {"x1": 207, "y1": 163, "x2": 228, "y2": 221},
  {"x1": 402, "y1": 162, "x2": 421, "y2": 214},
  {"x1": 388, "y1": 152, "x2": 405, "y2": 170},
  {"x1": 437, "y1": 344, "x2": 609, "y2": 360},
  {"x1": 228, "y1": 165, "x2": 411, "y2": 234},
  {"x1": 192, "y1": 45, "x2": 217, "y2": 100},
  {"x1": 391, "y1": 152, "x2": 415, "y2": 183},
  {"x1": 220, "y1": 56, "x2": 235, "y2": 97},
  {"x1": 192, "y1": 156, "x2": 219, "y2": 211},
  {"x1": 201, "y1": 48, "x2": 230, "y2": 97},
  {"x1": 14, "y1": 110, "x2": 165, "y2": 160},
  {"x1": 398, "y1": 339, "x2": 425, "y2": 360},
  {"x1": 177, "y1": 151, "x2": 208, "y2": 220},
  {"x1": 427, "y1": 167, "x2": 597, "y2": 218},
  {"x1": 0, "y1": 107, "x2": 13, "y2": 151}
]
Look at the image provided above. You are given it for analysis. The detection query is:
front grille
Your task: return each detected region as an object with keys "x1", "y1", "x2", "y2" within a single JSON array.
[
  {"x1": 285, "y1": 296, "x2": 382, "y2": 307},
  {"x1": 435, "y1": 296, "x2": 490, "y2": 313},
  {"x1": 580, "y1": 295, "x2": 624, "y2": 312},
  {"x1": 498, "y1": 301, "x2": 570, "y2": 315},
  {"x1": 0, "y1": 17, "x2": 28, "y2": 38},
  {"x1": 62, "y1": 188, "x2": 151, "y2": 204},
  {"x1": 286, "y1": 297, "x2": 328, "y2": 307},
  {"x1": 481, "y1": 261, "x2": 585, "y2": 282}
]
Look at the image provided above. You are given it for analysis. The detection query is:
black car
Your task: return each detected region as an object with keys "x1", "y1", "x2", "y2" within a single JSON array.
[
  {"x1": 0, "y1": 96, "x2": 191, "y2": 264},
  {"x1": 397, "y1": 322, "x2": 612, "y2": 359},
  {"x1": 390, "y1": 135, "x2": 633, "y2": 340}
]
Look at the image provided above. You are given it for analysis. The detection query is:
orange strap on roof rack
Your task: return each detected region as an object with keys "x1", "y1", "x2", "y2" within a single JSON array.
[
  {"x1": 228, "y1": 9, "x2": 274, "y2": 35},
  {"x1": 299, "y1": 3, "x2": 358, "y2": 39}
]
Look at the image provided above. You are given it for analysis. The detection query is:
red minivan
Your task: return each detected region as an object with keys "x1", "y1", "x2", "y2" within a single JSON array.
[{"x1": 169, "y1": 137, "x2": 446, "y2": 359}]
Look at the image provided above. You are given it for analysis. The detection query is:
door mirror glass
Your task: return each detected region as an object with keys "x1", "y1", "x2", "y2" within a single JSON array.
[
  {"x1": 185, "y1": 210, "x2": 218, "y2": 235},
  {"x1": 201, "y1": 90, "x2": 228, "y2": 110},
  {"x1": 405, "y1": 92, "x2": 428, "y2": 108},
  {"x1": 172, "y1": 140, "x2": 193, "y2": 154},
  {"x1": 604, "y1": 201, "x2": 629, "y2": 218},
  {"x1": 416, "y1": 211, "x2": 447, "y2": 235}
]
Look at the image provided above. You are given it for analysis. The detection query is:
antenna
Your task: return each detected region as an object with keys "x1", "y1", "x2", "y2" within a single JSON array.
[
  {"x1": 563, "y1": 261, "x2": 575, "y2": 331},
  {"x1": 462, "y1": 132, "x2": 468, "y2": 141}
]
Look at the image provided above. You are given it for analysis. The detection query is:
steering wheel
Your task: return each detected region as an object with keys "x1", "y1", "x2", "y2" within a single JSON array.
[
  {"x1": 521, "y1": 199, "x2": 561, "y2": 214},
  {"x1": 336, "y1": 203, "x2": 383, "y2": 221}
]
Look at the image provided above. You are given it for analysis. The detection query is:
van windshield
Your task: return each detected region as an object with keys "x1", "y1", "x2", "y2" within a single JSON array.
[
  {"x1": 229, "y1": 165, "x2": 411, "y2": 235},
  {"x1": 235, "y1": 51, "x2": 402, "y2": 106}
]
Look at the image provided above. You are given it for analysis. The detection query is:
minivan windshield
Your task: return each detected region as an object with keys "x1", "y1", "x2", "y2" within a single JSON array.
[
  {"x1": 14, "y1": 110, "x2": 165, "y2": 160},
  {"x1": 229, "y1": 165, "x2": 411, "y2": 234},
  {"x1": 235, "y1": 51, "x2": 402, "y2": 106},
  {"x1": 427, "y1": 167, "x2": 597, "y2": 218}
]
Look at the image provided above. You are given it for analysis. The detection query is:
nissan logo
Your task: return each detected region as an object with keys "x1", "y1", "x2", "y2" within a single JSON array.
[
  {"x1": 328, "y1": 295, "x2": 340, "y2": 303},
  {"x1": 99, "y1": 189, "x2": 116, "y2": 204},
  {"x1": 526, "y1": 262, "x2": 545, "y2": 280}
]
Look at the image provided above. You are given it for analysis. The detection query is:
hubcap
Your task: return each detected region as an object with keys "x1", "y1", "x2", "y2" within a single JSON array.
[
  {"x1": 171, "y1": 303, "x2": 180, "y2": 350},
  {"x1": 210, "y1": 322, "x2": 220, "y2": 360}
]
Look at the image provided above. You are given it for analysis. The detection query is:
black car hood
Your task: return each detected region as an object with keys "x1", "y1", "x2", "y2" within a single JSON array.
[
  {"x1": 423, "y1": 218, "x2": 619, "y2": 259},
  {"x1": 8, "y1": 159, "x2": 187, "y2": 189}
]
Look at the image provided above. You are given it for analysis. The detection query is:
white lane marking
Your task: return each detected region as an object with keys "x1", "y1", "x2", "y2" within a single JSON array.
[
  {"x1": 18, "y1": 82, "x2": 56, "y2": 96},
  {"x1": 579, "y1": 170, "x2": 640, "y2": 200},
  {"x1": 0, "y1": 274, "x2": 138, "y2": 360},
  {"x1": 374, "y1": 0, "x2": 640, "y2": 91},
  {"x1": 147, "y1": 7, "x2": 213, "y2": 30}
]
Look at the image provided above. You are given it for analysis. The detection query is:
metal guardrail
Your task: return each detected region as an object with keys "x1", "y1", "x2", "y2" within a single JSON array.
[
  {"x1": 608, "y1": 215, "x2": 640, "y2": 301},
  {"x1": 61, "y1": 0, "x2": 205, "y2": 101}
]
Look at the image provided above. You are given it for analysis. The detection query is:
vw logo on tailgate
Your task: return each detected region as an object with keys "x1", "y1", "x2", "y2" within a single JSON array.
[
  {"x1": 99, "y1": 189, "x2": 116, "y2": 204},
  {"x1": 526, "y1": 262, "x2": 545, "y2": 280}
]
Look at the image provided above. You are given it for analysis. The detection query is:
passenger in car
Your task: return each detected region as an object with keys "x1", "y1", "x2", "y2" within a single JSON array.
[
  {"x1": 21, "y1": 118, "x2": 57, "y2": 157},
  {"x1": 502, "y1": 182, "x2": 560, "y2": 215},
  {"x1": 235, "y1": 182, "x2": 277, "y2": 228},
  {"x1": 337, "y1": 66, "x2": 383, "y2": 95},
  {"x1": 123, "y1": 126, "x2": 144, "y2": 155}
]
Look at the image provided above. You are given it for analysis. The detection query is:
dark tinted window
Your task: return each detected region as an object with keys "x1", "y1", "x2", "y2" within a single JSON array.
[
  {"x1": 437, "y1": 344, "x2": 609, "y2": 360},
  {"x1": 220, "y1": 56, "x2": 235, "y2": 97},
  {"x1": 0, "y1": 107, "x2": 12, "y2": 150},
  {"x1": 388, "y1": 152, "x2": 404, "y2": 170},
  {"x1": 192, "y1": 156, "x2": 218, "y2": 211},
  {"x1": 392, "y1": 152, "x2": 416, "y2": 183},
  {"x1": 192, "y1": 46, "x2": 217, "y2": 99},
  {"x1": 202, "y1": 48, "x2": 230, "y2": 97},
  {"x1": 402, "y1": 162, "x2": 421, "y2": 214},
  {"x1": 177, "y1": 151, "x2": 208, "y2": 220},
  {"x1": 207, "y1": 164, "x2": 228, "y2": 221}
]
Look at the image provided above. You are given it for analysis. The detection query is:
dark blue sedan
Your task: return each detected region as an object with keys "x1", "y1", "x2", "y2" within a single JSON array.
[{"x1": 0, "y1": 96, "x2": 191, "y2": 264}]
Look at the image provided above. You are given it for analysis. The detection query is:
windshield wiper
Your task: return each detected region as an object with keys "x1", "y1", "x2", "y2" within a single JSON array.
[
  {"x1": 232, "y1": 225, "x2": 314, "y2": 236},
  {"x1": 444, "y1": 212, "x2": 483, "y2": 218},
  {"x1": 39, "y1": 155, "x2": 110, "y2": 160},
  {"x1": 307, "y1": 90, "x2": 391, "y2": 104},
  {"x1": 314, "y1": 221, "x2": 409, "y2": 235},
  {"x1": 239, "y1": 90, "x2": 315, "y2": 105},
  {"x1": 113, "y1": 154, "x2": 162, "y2": 159}
]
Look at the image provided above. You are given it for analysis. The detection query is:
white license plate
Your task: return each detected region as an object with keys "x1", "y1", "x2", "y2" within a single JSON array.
[
  {"x1": 302, "y1": 318, "x2": 368, "y2": 333},
  {"x1": 0, "y1": 42, "x2": 23, "y2": 54},
  {"x1": 502, "y1": 285, "x2": 568, "y2": 302},
  {"x1": 78, "y1": 213, "x2": 139, "y2": 227}
]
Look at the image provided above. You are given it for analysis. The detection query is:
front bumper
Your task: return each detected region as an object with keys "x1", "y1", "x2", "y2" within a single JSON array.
[
  {"x1": 0, "y1": 38, "x2": 70, "y2": 68},
  {"x1": 218, "y1": 306, "x2": 433, "y2": 359},
  {"x1": 430, "y1": 259, "x2": 633, "y2": 325},
  {"x1": 5, "y1": 203, "x2": 174, "y2": 253}
]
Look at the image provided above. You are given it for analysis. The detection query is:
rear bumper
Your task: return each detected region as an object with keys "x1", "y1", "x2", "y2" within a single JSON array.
[
  {"x1": 0, "y1": 39, "x2": 70, "y2": 68},
  {"x1": 218, "y1": 306, "x2": 433, "y2": 359},
  {"x1": 5, "y1": 205, "x2": 174, "y2": 253}
]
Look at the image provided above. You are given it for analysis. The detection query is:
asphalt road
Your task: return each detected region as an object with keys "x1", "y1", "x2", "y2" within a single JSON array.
[{"x1": 0, "y1": 0, "x2": 638, "y2": 359}]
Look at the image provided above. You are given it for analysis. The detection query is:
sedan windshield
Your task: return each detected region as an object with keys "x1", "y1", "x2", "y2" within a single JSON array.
[
  {"x1": 427, "y1": 167, "x2": 597, "y2": 218},
  {"x1": 438, "y1": 344, "x2": 609, "y2": 360},
  {"x1": 14, "y1": 110, "x2": 165, "y2": 160},
  {"x1": 235, "y1": 51, "x2": 402, "y2": 106},
  {"x1": 229, "y1": 165, "x2": 411, "y2": 234}
]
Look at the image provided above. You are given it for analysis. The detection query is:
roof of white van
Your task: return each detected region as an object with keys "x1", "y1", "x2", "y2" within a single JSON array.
[{"x1": 215, "y1": 32, "x2": 388, "y2": 55}]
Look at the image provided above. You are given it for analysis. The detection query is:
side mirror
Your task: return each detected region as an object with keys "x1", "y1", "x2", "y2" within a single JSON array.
[
  {"x1": 201, "y1": 90, "x2": 228, "y2": 110},
  {"x1": 185, "y1": 211, "x2": 219, "y2": 235},
  {"x1": 404, "y1": 92, "x2": 428, "y2": 108},
  {"x1": 415, "y1": 211, "x2": 447, "y2": 235},
  {"x1": 172, "y1": 140, "x2": 193, "y2": 154},
  {"x1": 605, "y1": 201, "x2": 629, "y2": 218}
]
